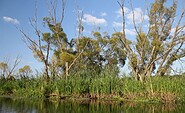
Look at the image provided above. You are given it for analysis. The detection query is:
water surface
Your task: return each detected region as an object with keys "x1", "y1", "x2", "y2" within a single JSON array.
[{"x1": 0, "y1": 97, "x2": 184, "y2": 113}]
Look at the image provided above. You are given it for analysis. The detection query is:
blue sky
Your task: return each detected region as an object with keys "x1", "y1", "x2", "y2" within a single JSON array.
[{"x1": 0, "y1": 0, "x2": 185, "y2": 74}]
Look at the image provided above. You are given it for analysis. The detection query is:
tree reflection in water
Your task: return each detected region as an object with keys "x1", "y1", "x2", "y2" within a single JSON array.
[{"x1": 0, "y1": 97, "x2": 184, "y2": 113}]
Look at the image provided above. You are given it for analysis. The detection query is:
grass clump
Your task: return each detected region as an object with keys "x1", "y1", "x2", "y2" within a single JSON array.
[{"x1": 0, "y1": 71, "x2": 185, "y2": 103}]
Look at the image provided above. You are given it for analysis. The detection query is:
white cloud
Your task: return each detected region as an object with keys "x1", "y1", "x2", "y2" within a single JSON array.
[
  {"x1": 116, "y1": 7, "x2": 149, "y2": 24},
  {"x1": 170, "y1": 27, "x2": 176, "y2": 34},
  {"x1": 112, "y1": 21, "x2": 122, "y2": 27},
  {"x1": 83, "y1": 14, "x2": 107, "y2": 25},
  {"x1": 116, "y1": 7, "x2": 130, "y2": 18},
  {"x1": 125, "y1": 29, "x2": 136, "y2": 35},
  {"x1": 76, "y1": 28, "x2": 85, "y2": 32},
  {"x1": 101, "y1": 12, "x2": 107, "y2": 17},
  {"x1": 3, "y1": 16, "x2": 20, "y2": 25},
  {"x1": 126, "y1": 8, "x2": 149, "y2": 24},
  {"x1": 113, "y1": 21, "x2": 136, "y2": 35}
]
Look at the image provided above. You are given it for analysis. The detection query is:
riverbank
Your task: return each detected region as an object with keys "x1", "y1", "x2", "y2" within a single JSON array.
[{"x1": 0, "y1": 75, "x2": 185, "y2": 103}]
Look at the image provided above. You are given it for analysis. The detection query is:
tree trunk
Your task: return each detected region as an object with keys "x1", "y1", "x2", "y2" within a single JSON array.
[
  {"x1": 44, "y1": 62, "x2": 50, "y2": 80},
  {"x1": 139, "y1": 74, "x2": 145, "y2": 83},
  {"x1": 133, "y1": 69, "x2": 140, "y2": 81},
  {"x1": 65, "y1": 62, "x2": 69, "y2": 79}
]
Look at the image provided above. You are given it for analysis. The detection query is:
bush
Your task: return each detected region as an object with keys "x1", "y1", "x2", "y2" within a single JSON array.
[
  {"x1": 43, "y1": 83, "x2": 56, "y2": 97},
  {"x1": 2, "y1": 81, "x2": 18, "y2": 95}
]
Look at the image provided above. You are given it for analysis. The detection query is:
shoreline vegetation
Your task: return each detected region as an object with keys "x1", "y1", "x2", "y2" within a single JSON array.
[
  {"x1": 0, "y1": 71, "x2": 185, "y2": 104},
  {"x1": 1, "y1": 0, "x2": 185, "y2": 106}
]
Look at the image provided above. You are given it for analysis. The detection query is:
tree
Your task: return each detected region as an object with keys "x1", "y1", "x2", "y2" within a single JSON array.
[
  {"x1": 67, "y1": 31, "x2": 126, "y2": 76},
  {"x1": 18, "y1": 65, "x2": 32, "y2": 79},
  {"x1": 118, "y1": 0, "x2": 185, "y2": 82},
  {"x1": 0, "y1": 62, "x2": 8, "y2": 78},
  {"x1": 0, "y1": 57, "x2": 21, "y2": 80},
  {"x1": 19, "y1": 0, "x2": 67, "y2": 80}
]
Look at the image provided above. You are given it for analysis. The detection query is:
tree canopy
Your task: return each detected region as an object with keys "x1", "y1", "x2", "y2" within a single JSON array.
[{"x1": 18, "y1": 0, "x2": 185, "y2": 82}]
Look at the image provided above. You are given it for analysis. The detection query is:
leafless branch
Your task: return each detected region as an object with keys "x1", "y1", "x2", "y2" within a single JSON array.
[
  {"x1": 7, "y1": 56, "x2": 21, "y2": 78},
  {"x1": 60, "y1": 0, "x2": 67, "y2": 24},
  {"x1": 68, "y1": 40, "x2": 89, "y2": 71}
]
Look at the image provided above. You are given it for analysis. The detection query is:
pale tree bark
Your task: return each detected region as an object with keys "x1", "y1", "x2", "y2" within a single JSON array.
[
  {"x1": 118, "y1": 0, "x2": 185, "y2": 82},
  {"x1": 63, "y1": 7, "x2": 86, "y2": 78},
  {"x1": 19, "y1": 0, "x2": 67, "y2": 80}
]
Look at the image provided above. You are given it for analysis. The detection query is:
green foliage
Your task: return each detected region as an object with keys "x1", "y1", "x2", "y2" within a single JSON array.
[
  {"x1": 0, "y1": 62, "x2": 8, "y2": 70},
  {"x1": 42, "y1": 32, "x2": 51, "y2": 43},
  {"x1": 1, "y1": 81, "x2": 18, "y2": 95},
  {"x1": 43, "y1": 83, "x2": 57, "y2": 97},
  {"x1": 57, "y1": 52, "x2": 75, "y2": 67},
  {"x1": 119, "y1": 0, "x2": 185, "y2": 81},
  {"x1": 1, "y1": 97, "x2": 185, "y2": 113},
  {"x1": 16, "y1": 0, "x2": 185, "y2": 103},
  {"x1": 18, "y1": 65, "x2": 32, "y2": 78},
  {"x1": 0, "y1": 62, "x2": 8, "y2": 78},
  {"x1": 70, "y1": 31, "x2": 127, "y2": 75},
  {"x1": 1, "y1": 70, "x2": 185, "y2": 102}
]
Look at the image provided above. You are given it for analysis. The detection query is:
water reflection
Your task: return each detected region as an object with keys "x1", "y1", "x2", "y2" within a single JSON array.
[{"x1": 0, "y1": 97, "x2": 184, "y2": 113}]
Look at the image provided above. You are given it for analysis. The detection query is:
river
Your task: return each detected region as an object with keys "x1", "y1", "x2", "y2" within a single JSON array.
[{"x1": 0, "y1": 97, "x2": 184, "y2": 113}]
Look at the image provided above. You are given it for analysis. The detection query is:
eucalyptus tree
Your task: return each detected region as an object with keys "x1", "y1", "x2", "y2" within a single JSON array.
[
  {"x1": 0, "y1": 62, "x2": 8, "y2": 78},
  {"x1": 118, "y1": 0, "x2": 185, "y2": 82},
  {"x1": 0, "y1": 57, "x2": 20, "y2": 80},
  {"x1": 69, "y1": 31, "x2": 127, "y2": 76},
  {"x1": 19, "y1": 0, "x2": 67, "y2": 80},
  {"x1": 18, "y1": 65, "x2": 32, "y2": 79}
]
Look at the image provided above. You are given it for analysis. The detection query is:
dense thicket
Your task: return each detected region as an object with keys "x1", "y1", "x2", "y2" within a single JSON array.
[{"x1": 0, "y1": 72, "x2": 185, "y2": 103}]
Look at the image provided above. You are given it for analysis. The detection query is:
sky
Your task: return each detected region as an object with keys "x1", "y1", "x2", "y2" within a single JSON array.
[{"x1": 0, "y1": 0, "x2": 185, "y2": 74}]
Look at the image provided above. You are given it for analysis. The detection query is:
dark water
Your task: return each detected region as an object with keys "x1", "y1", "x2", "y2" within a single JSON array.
[{"x1": 0, "y1": 97, "x2": 184, "y2": 113}]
